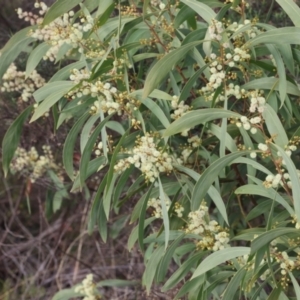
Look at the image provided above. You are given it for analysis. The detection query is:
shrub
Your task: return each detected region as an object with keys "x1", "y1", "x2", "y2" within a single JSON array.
[{"x1": 2, "y1": 0, "x2": 300, "y2": 298}]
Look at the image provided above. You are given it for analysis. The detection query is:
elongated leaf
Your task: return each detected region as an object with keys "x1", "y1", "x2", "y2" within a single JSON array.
[
  {"x1": 143, "y1": 245, "x2": 165, "y2": 294},
  {"x1": 276, "y1": 0, "x2": 300, "y2": 27},
  {"x1": 138, "y1": 185, "x2": 154, "y2": 253},
  {"x1": 33, "y1": 81, "x2": 74, "y2": 102},
  {"x1": 191, "y1": 151, "x2": 249, "y2": 210},
  {"x1": 71, "y1": 156, "x2": 106, "y2": 192},
  {"x1": 49, "y1": 61, "x2": 86, "y2": 82},
  {"x1": 162, "y1": 252, "x2": 204, "y2": 291},
  {"x1": 0, "y1": 26, "x2": 36, "y2": 79},
  {"x1": 156, "y1": 234, "x2": 185, "y2": 282},
  {"x1": 163, "y1": 109, "x2": 240, "y2": 136},
  {"x1": 31, "y1": 86, "x2": 74, "y2": 122},
  {"x1": 181, "y1": 0, "x2": 216, "y2": 23},
  {"x1": 26, "y1": 42, "x2": 51, "y2": 77},
  {"x1": 43, "y1": 0, "x2": 83, "y2": 25},
  {"x1": 266, "y1": 45, "x2": 286, "y2": 106},
  {"x1": 242, "y1": 78, "x2": 300, "y2": 96},
  {"x1": 275, "y1": 144, "x2": 300, "y2": 223},
  {"x1": 191, "y1": 247, "x2": 251, "y2": 279},
  {"x1": 246, "y1": 27, "x2": 300, "y2": 47},
  {"x1": 158, "y1": 177, "x2": 170, "y2": 250},
  {"x1": 289, "y1": 271, "x2": 300, "y2": 299},
  {"x1": 223, "y1": 267, "x2": 246, "y2": 300},
  {"x1": 143, "y1": 41, "x2": 204, "y2": 98},
  {"x1": 263, "y1": 104, "x2": 289, "y2": 147},
  {"x1": 63, "y1": 112, "x2": 90, "y2": 179},
  {"x1": 79, "y1": 116, "x2": 111, "y2": 188},
  {"x1": 235, "y1": 184, "x2": 294, "y2": 215},
  {"x1": 2, "y1": 106, "x2": 33, "y2": 176},
  {"x1": 52, "y1": 287, "x2": 81, "y2": 300},
  {"x1": 251, "y1": 228, "x2": 300, "y2": 253},
  {"x1": 175, "y1": 164, "x2": 229, "y2": 224},
  {"x1": 128, "y1": 217, "x2": 155, "y2": 251}
]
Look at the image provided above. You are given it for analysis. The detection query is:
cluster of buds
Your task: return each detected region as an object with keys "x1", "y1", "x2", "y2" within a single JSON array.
[
  {"x1": 249, "y1": 90, "x2": 266, "y2": 113},
  {"x1": 208, "y1": 19, "x2": 224, "y2": 41},
  {"x1": 147, "y1": 196, "x2": 184, "y2": 218},
  {"x1": 10, "y1": 146, "x2": 59, "y2": 183},
  {"x1": 185, "y1": 202, "x2": 230, "y2": 251},
  {"x1": 16, "y1": 2, "x2": 47, "y2": 25},
  {"x1": 114, "y1": 133, "x2": 174, "y2": 182},
  {"x1": 20, "y1": 2, "x2": 94, "y2": 61},
  {"x1": 1, "y1": 63, "x2": 45, "y2": 102},
  {"x1": 74, "y1": 274, "x2": 100, "y2": 300},
  {"x1": 68, "y1": 72, "x2": 123, "y2": 115},
  {"x1": 236, "y1": 115, "x2": 260, "y2": 134},
  {"x1": 230, "y1": 19, "x2": 259, "y2": 40}
]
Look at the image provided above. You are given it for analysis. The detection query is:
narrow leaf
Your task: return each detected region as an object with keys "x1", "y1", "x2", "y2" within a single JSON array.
[{"x1": 2, "y1": 106, "x2": 33, "y2": 176}]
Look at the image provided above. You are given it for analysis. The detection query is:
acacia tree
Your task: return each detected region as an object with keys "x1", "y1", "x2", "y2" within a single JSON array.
[{"x1": 2, "y1": 0, "x2": 300, "y2": 298}]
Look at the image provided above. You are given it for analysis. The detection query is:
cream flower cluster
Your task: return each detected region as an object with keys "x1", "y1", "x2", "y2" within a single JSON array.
[
  {"x1": 74, "y1": 274, "x2": 100, "y2": 300},
  {"x1": 147, "y1": 196, "x2": 184, "y2": 218},
  {"x1": 185, "y1": 203, "x2": 230, "y2": 251},
  {"x1": 236, "y1": 115, "x2": 260, "y2": 134},
  {"x1": 278, "y1": 251, "x2": 296, "y2": 276},
  {"x1": 171, "y1": 96, "x2": 191, "y2": 136},
  {"x1": 1, "y1": 63, "x2": 45, "y2": 102},
  {"x1": 16, "y1": 2, "x2": 47, "y2": 25},
  {"x1": 10, "y1": 146, "x2": 58, "y2": 183},
  {"x1": 170, "y1": 96, "x2": 190, "y2": 120},
  {"x1": 114, "y1": 133, "x2": 174, "y2": 182},
  {"x1": 208, "y1": 19, "x2": 224, "y2": 41},
  {"x1": 67, "y1": 71, "x2": 122, "y2": 115},
  {"x1": 264, "y1": 169, "x2": 300, "y2": 189},
  {"x1": 20, "y1": 2, "x2": 94, "y2": 61},
  {"x1": 231, "y1": 19, "x2": 259, "y2": 40},
  {"x1": 249, "y1": 90, "x2": 266, "y2": 113}
]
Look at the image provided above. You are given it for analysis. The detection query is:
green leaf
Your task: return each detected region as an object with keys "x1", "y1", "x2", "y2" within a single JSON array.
[
  {"x1": 289, "y1": 271, "x2": 300, "y2": 299},
  {"x1": 162, "y1": 252, "x2": 204, "y2": 291},
  {"x1": 222, "y1": 267, "x2": 246, "y2": 300},
  {"x1": 158, "y1": 177, "x2": 170, "y2": 250},
  {"x1": 181, "y1": 0, "x2": 216, "y2": 24},
  {"x1": 156, "y1": 234, "x2": 185, "y2": 282},
  {"x1": 175, "y1": 164, "x2": 229, "y2": 224},
  {"x1": 191, "y1": 247, "x2": 250, "y2": 279},
  {"x1": 251, "y1": 228, "x2": 300, "y2": 254},
  {"x1": 52, "y1": 287, "x2": 81, "y2": 300},
  {"x1": 275, "y1": 0, "x2": 300, "y2": 27},
  {"x1": 79, "y1": 115, "x2": 111, "y2": 188},
  {"x1": 245, "y1": 27, "x2": 300, "y2": 47},
  {"x1": 31, "y1": 82, "x2": 75, "y2": 122},
  {"x1": 266, "y1": 45, "x2": 286, "y2": 106},
  {"x1": 49, "y1": 61, "x2": 86, "y2": 82},
  {"x1": 163, "y1": 109, "x2": 240, "y2": 137},
  {"x1": 242, "y1": 78, "x2": 300, "y2": 96},
  {"x1": 26, "y1": 42, "x2": 51, "y2": 77},
  {"x1": 191, "y1": 151, "x2": 249, "y2": 210},
  {"x1": 275, "y1": 144, "x2": 300, "y2": 223},
  {"x1": 235, "y1": 184, "x2": 294, "y2": 215},
  {"x1": 263, "y1": 104, "x2": 289, "y2": 147},
  {"x1": 2, "y1": 106, "x2": 33, "y2": 176},
  {"x1": 0, "y1": 26, "x2": 36, "y2": 79},
  {"x1": 143, "y1": 41, "x2": 204, "y2": 98},
  {"x1": 142, "y1": 245, "x2": 165, "y2": 294},
  {"x1": 128, "y1": 217, "x2": 155, "y2": 251},
  {"x1": 138, "y1": 185, "x2": 154, "y2": 253},
  {"x1": 71, "y1": 156, "x2": 106, "y2": 192},
  {"x1": 267, "y1": 287, "x2": 283, "y2": 300},
  {"x1": 63, "y1": 112, "x2": 89, "y2": 179},
  {"x1": 43, "y1": 0, "x2": 83, "y2": 25}
]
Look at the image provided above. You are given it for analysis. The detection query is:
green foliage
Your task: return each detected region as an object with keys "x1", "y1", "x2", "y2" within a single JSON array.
[{"x1": 3, "y1": 0, "x2": 300, "y2": 298}]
